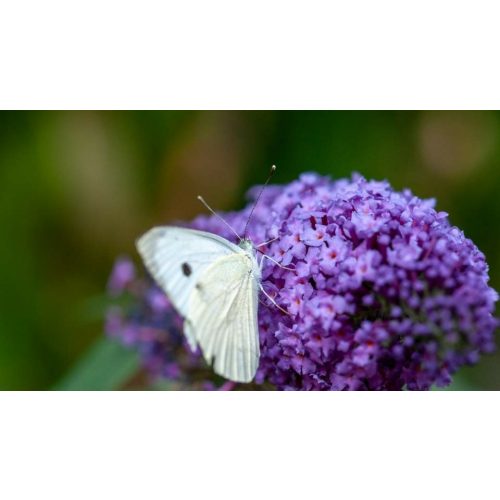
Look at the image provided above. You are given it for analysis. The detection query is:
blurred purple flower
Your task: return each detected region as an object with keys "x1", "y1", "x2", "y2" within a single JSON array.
[
  {"x1": 107, "y1": 258, "x2": 135, "y2": 296},
  {"x1": 105, "y1": 173, "x2": 498, "y2": 390}
]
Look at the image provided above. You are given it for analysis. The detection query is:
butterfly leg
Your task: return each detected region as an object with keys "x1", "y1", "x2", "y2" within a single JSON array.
[
  {"x1": 260, "y1": 253, "x2": 295, "y2": 271},
  {"x1": 258, "y1": 283, "x2": 290, "y2": 315},
  {"x1": 255, "y1": 236, "x2": 279, "y2": 248}
]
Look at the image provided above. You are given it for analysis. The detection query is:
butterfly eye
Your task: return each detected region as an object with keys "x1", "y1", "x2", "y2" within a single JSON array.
[{"x1": 181, "y1": 262, "x2": 192, "y2": 277}]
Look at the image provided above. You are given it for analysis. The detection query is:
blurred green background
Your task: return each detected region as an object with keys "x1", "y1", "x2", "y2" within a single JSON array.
[{"x1": 0, "y1": 111, "x2": 498, "y2": 390}]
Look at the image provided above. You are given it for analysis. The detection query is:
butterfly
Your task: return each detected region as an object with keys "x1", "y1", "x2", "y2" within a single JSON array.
[{"x1": 136, "y1": 166, "x2": 289, "y2": 383}]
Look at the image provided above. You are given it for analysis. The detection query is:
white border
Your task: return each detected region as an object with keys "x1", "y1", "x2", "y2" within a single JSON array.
[
  {"x1": 1, "y1": 1, "x2": 500, "y2": 109},
  {"x1": 1, "y1": 392, "x2": 499, "y2": 500}
]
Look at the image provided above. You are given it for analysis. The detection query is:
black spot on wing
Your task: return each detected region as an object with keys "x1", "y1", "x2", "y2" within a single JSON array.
[{"x1": 182, "y1": 262, "x2": 192, "y2": 277}]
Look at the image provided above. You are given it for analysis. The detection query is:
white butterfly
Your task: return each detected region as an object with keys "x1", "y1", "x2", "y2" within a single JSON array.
[
  {"x1": 136, "y1": 167, "x2": 288, "y2": 383},
  {"x1": 137, "y1": 227, "x2": 263, "y2": 382}
]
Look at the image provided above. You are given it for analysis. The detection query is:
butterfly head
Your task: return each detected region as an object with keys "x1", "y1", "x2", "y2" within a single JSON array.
[{"x1": 238, "y1": 238, "x2": 254, "y2": 253}]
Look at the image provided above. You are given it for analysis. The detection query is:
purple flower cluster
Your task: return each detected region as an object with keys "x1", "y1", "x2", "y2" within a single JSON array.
[{"x1": 106, "y1": 173, "x2": 498, "y2": 390}]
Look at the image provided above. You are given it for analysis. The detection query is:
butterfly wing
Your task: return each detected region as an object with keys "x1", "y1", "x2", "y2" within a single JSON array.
[
  {"x1": 136, "y1": 226, "x2": 240, "y2": 348},
  {"x1": 185, "y1": 252, "x2": 260, "y2": 383}
]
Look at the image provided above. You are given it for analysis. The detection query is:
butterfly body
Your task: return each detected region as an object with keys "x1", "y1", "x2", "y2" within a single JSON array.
[{"x1": 137, "y1": 227, "x2": 261, "y2": 382}]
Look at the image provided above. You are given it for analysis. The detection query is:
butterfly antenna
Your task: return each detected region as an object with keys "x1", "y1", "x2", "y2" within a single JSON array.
[
  {"x1": 197, "y1": 195, "x2": 243, "y2": 241},
  {"x1": 243, "y1": 164, "x2": 277, "y2": 239}
]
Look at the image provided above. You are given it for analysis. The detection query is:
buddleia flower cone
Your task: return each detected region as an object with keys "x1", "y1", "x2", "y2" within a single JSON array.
[{"x1": 106, "y1": 173, "x2": 498, "y2": 390}]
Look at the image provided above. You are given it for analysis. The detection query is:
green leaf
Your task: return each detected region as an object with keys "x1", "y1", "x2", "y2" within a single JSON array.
[{"x1": 54, "y1": 337, "x2": 140, "y2": 390}]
